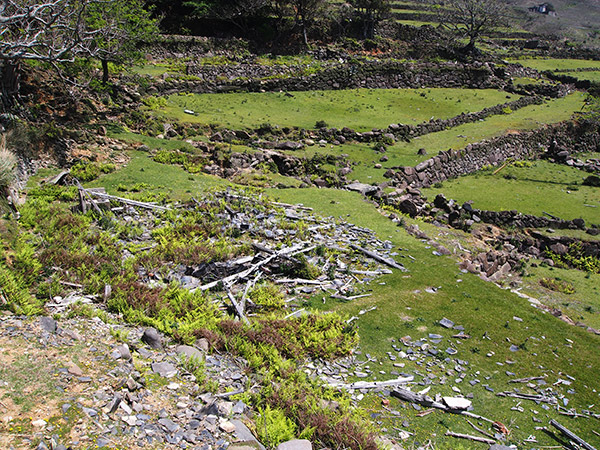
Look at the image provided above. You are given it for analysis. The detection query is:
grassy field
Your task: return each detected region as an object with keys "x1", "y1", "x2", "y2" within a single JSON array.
[
  {"x1": 147, "y1": 88, "x2": 520, "y2": 131},
  {"x1": 85, "y1": 151, "x2": 229, "y2": 199},
  {"x1": 266, "y1": 187, "x2": 600, "y2": 449},
  {"x1": 284, "y1": 92, "x2": 586, "y2": 185},
  {"x1": 569, "y1": 71, "x2": 600, "y2": 83},
  {"x1": 422, "y1": 160, "x2": 600, "y2": 224},
  {"x1": 509, "y1": 58, "x2": 600, "y2": 72}
]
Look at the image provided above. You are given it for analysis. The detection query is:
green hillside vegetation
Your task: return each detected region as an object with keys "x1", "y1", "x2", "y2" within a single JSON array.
[{"x1": 148, "y1": 89, "x2": 520, "y2": 131}]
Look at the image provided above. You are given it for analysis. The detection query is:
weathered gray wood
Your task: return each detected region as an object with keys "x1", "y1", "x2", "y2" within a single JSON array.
[
  {"x1": 226, "y1": 290, "x2": 250, "y2": 326},
  {"x1": 350, "y1": 244, "x2": 407, "y2": 271},
  {"x1": 331, "y1": 293, "x2": 372, "y2": 301},
  {"x1": 444, "y1": 430, "x2": 495, "y2": 445},
  {"x1": 194, "y1": 244, "x2": 306, "y2": 292},
  {"x1": 329, "y1": 376, "x2": 414, "y2": 391},
  {"x1": 466, "y1": 419, "x2": 495, "y2": 439},
  {"x1": 83, "y1": 189, "x2": 171, "y2": 211},
  {"x1": 550, "y1": 419, "x2": 598, "y2": 450},
  {"x1": 497, "y1": 391, "x2": 557, "y2": 404},
  {"x1": 509, "y1": 376, "x2": 545, "y2": 383}
]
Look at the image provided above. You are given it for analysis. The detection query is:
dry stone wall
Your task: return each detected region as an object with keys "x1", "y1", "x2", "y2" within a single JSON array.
[
  {"x1": 162, "y1": 61, "x2": 508, "y2": 94},
  {"x1": 389, "y1": 120, "x2": 600, "y2": 189}
]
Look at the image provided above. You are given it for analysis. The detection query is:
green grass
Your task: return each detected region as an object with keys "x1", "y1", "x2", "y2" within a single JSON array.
[
  {"x1": 147, "y1": 88, "x2": 521, "y2": 131},
  {"x1": 422, "y1": 160, "x2": 600, "y2": 224},
  {"x1": 521, "y1": 264, "x2": 600, "y2": 330},
  {"x1": 85, "y1": 150, "x2": 228, "y2": 199},
  {"x1": 285, "y1": 92, "x2": 586, "y2": 184},
  {"x1": 567, "y1": 71, "x2": 600, "y2": 83},
  {"x1": 131, "y1": 64, "x2": 172, "y2": 77},
  {"x1": 509, "y1": 58, "x2": 600, "y2": 72},
  {"x1": 265, "y1": 186, "x2": 600, "y2": 449}
]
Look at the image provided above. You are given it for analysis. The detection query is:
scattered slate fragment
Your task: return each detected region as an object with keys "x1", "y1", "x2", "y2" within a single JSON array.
[{"x1": 439, "y1": 318, "x2": 454, "y2": 329}]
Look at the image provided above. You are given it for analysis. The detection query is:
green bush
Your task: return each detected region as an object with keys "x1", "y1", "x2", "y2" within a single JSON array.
[
  {"x1": 255, "y1": 405, "x2": 297, "y2": 447},
  {"x1": 540, "y1": 277, "x2": 576, "y2": 294},
  {"x1": 70, "y1": 162, "x2": 115, "y2": 182},
  {"x1": 0, "y1": 262, "x2": 43, "y2": 315},
  {"x1": 248, "y1": 283, "x2": 285, "y2": 311}
]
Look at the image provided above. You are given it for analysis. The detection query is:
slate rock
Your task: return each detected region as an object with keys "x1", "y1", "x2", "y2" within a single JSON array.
[
  {"x1": 439, "y1": 318, "x2": 454, "y2": 329},
  {"x1": 141, "y1": 328, "x2": 163, "y2": 349},
  {"x1": 442, "y1": 397, "x2": 471, "y2": 410},
  {"x1": 151, "y1": 362, "x2": 177, "y2": 378},
  {"x1": 159, "y1": 418, "x2": 180, "y2": 433},
  {"x1": 39, "y1": 317, "x2": 57, "y2": 333},
  {"x1": 489, "y1": 446, "x2": 514, "y2": 450},
  {"x1": 276, "y1": 440, "x2": 312, "y2": 450},
  {"x1": 176, "y1": 345, "x2": 204, "y2": 362},
  {"x1": 230, "y1": 419, "x2": 266, "y2": 450}
]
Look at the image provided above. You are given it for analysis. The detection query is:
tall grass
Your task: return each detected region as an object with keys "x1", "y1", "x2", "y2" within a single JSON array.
[{"x1": 0, "y1": 137, "x2": 17, "y2": 189}]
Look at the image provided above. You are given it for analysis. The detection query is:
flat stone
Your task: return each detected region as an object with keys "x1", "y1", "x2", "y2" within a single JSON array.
[
  {"x1": 219, "y1": 419, "x2": 237, "y2": 433},
  {"x1": 439, "y1": 318, "x2": 454, "y2": 329},
  {"x1": 67, "y1": 362, "x2": 83, "y2": 376},
  {"x1": 152, "y1": 362, "x2": 177, "y2": 378},
  {"x1": 158, "y1": 418, "x2": 180, "y2": 433},
  {"x1": 276, "y1": 440, "x2": 312, "y2": 450},
  {"x1": 230, "y1": 419, "x2": 266, "y2": 450},
  {"x1": 122, "y1": 415, "x2": 138, "y2": 426},
  {"x1": 176, "y1": 345, "x2": 204, "y2": 362},
  {"x1": 39, "y1": 317, "x2": 57, "y2": 333},
  {"x1": 115, "y1": 344, "x2": 131, "y2": 360},
  {"x1": 31, "y1": 419, "x2": 47, "y2": 428}
]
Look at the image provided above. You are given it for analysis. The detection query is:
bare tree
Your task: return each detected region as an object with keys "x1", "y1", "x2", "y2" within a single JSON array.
[
  {"x1": 0, "y1": 0, "x2": 157, "y2": 104},
  {"x1": 0, "y1": 0, "x2": 95, "y2": 63},
  {"x1": 435, "y1": 0, "x2": 508, "y2": 53}
]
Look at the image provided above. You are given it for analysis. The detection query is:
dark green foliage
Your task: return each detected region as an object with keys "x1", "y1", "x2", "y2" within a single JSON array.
[
  {"x1": 540, "y1": 277, "x2": 576, "y2": 294},
  {"x1": 70, "y1": 161, "x2": 116, "y2": 182},
  {"x1": 545, "y1": 243, "x2": 600, "y2": 274}
]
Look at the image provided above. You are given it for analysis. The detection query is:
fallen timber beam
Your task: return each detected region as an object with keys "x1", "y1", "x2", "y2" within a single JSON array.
[
  {"x1": 193, "y1": 244, "x2": 307, "y2": 292},
  {"x1": 444, "y1": 431, "x2": 495, "y2": 445},
  {"x1": 328, "y1": 376, "x2": 414, "y2": 391},
  {"x1": 496, "y1": 391, "x2": 557, "y2": 404},
  {"x1": 350, "y1": 244, "x2": 407, "y2": 271},
  {"x1": 83, "y1": 189, "x2": 171, "y2": 211},
  {"x1": 550, "y1": 419, "x2": 598, "y2": 450},
  {"x1": 509, "y1": 376, "x2": 546, "y2": 383},
  {"x1": 226, "y1": 290, "x2": 250, "y2": 326}
]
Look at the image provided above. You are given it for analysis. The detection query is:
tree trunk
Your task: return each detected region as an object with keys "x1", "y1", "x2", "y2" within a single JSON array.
[
  {"x1": 101, "y1": 59, "x2": 109, "y2": 85},
  {"x1": 301, "y1": 21, "x2": 309, "y2": 47},
  {"x1": 0, "y1": 60, "x2": 21, "y2": 111}
]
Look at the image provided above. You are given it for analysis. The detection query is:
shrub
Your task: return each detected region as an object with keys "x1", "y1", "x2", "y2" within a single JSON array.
[
  {"x1": 255, "y1": 405, "x2": 297, "y2": 447},
  {"x1": 70, "y1": 161, "x2": 115, "y2": 182},
  {"x1": 315, "y1": 120, "x2": 328, "y2": 128},
  {"x1": 248, "y1": 283, "x2": 285, "y2": 311},
  {"x1": 540, "y1": 277, "x2": 576, "y2": 294}
]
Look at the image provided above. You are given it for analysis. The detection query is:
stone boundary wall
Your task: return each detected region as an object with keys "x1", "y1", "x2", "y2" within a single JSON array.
[
  {"x1": 384, "y1": 95, "x2": 544, "y2": 141},
  {"x1": 389, "y1": 120, "x2": 600, "y2": 188},
  {"x1": 167, "y1": 61, "x2": 508, "y2": 94},
  {"x1": 545, "y1": 72, "x2": 600, "y2": 95}
]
